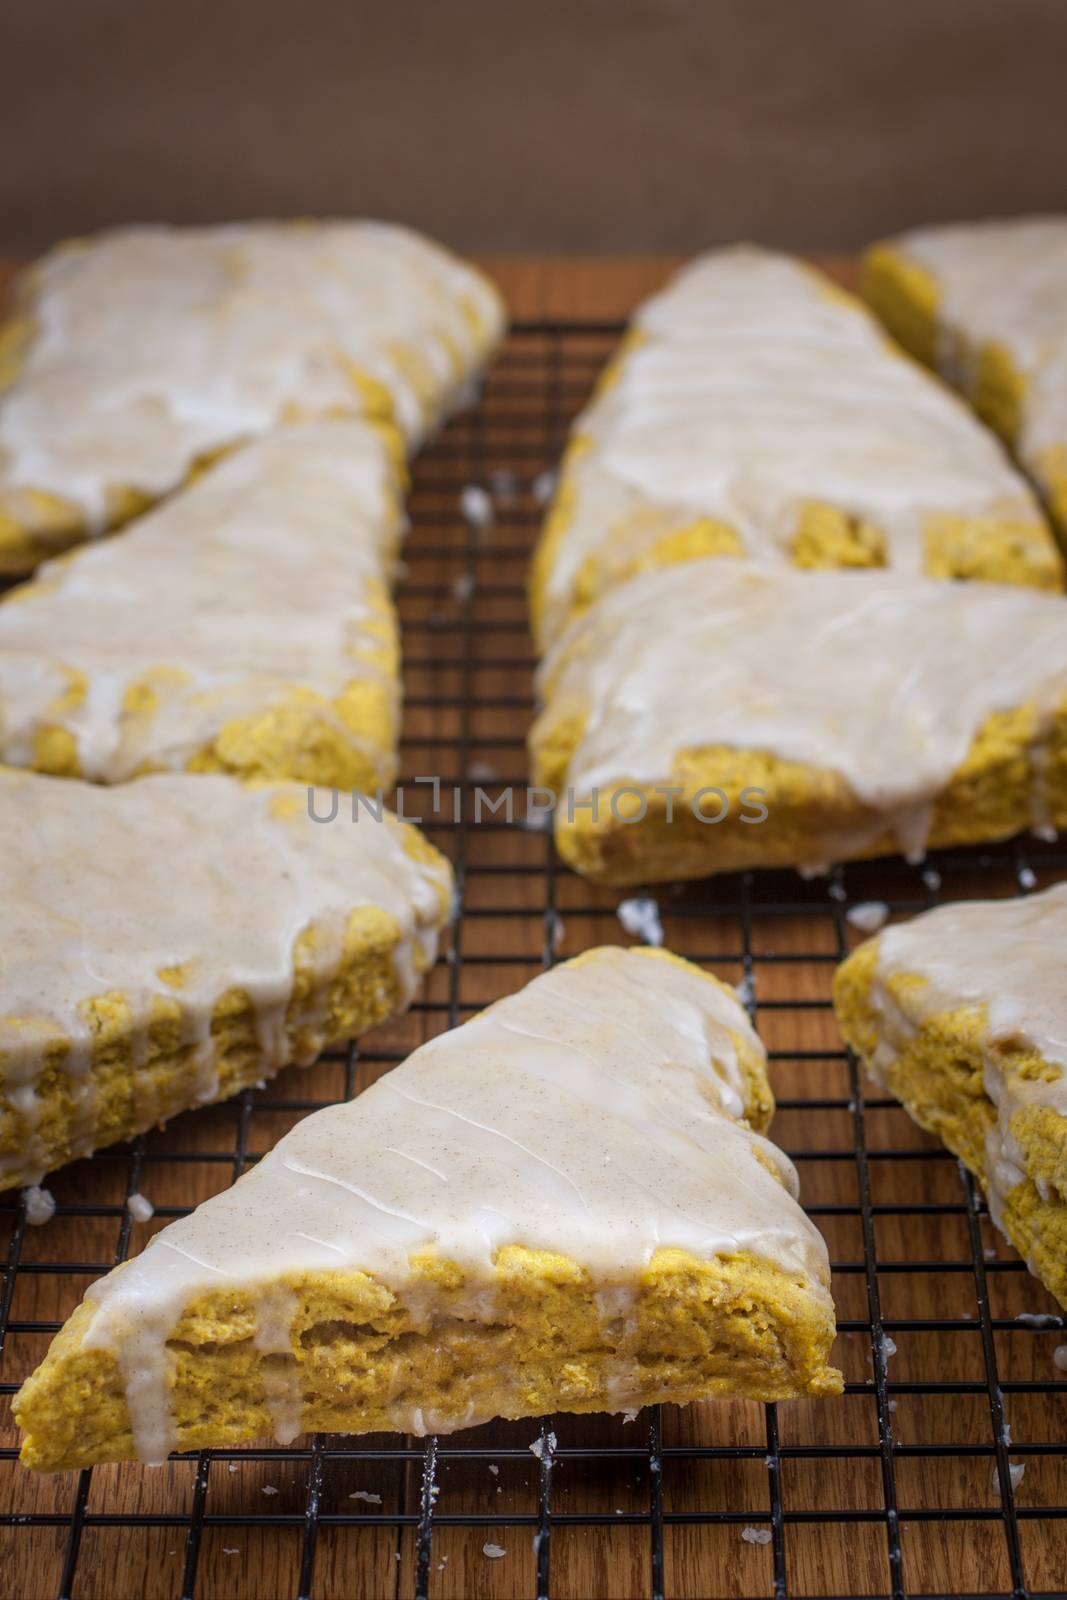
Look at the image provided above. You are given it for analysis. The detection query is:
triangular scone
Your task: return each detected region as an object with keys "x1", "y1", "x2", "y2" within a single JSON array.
[
  {"x1": 0, "y1": 422, "x2": 405, "y2": 789},
  {"x1": 16, "y1": 946, "x2": 841, "y2": 1472},
  {"x1": 531, "y1": 559, "x2": 1067, "y2": 884},
  {"x1": 0, "y1": 769, "x2": 452, "y2": 1193},
  {"x1": 864, "y1": 217, "x2": 1067, "y2": 540},
  {"x1": 835, "y1": 883, "x2": 1067, "y2": 1310},
  {"x1": 0, "y1": 220, "x2": 505, "y2": 573},
  {"x1": 531, "y1": 246, "x2": 1062, "y2": 650}
]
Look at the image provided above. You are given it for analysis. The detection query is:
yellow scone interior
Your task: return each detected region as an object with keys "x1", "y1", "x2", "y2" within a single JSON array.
[
  {"x1": 834, "y1": 882, "x2": 1067, "y2": 1310},
  {"x1": 530, "y1": 558, "x2": 1067, "y2": 884},
  {"x1": 863, "y1": 216, "x2": 1067, "y2": 542},
  {"x1": 0, "y1": 769, "x2": 453, "y2": 1192},
  {"x1": 530, "y1": 245, "x2": 1061, "y2": 649},
  {"x1": 0, "y1": 219, "x2": 505, "y2": 573},
  {"x1": 15, "y1": 946, "x2": 841, "y2": 1472},
  {"x1": 0, "y1": 420, "x2": 407, "y2": 790}
]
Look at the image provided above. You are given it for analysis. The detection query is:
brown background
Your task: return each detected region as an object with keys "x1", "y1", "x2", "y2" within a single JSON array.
[{"x1": 2, "y1": 0, "x2": 1066, "y2": 256}]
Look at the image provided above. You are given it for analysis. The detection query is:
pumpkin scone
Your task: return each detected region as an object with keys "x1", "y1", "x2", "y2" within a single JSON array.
[
  {"x1": 0, "y1": 220, "x2": 504, "y2": 574},
  {"x1": 15, "y1": 946, "x2": 841, "y2": 1472},
  {"x1": 0, "y1": 421, "x2": 406, "y2": 790},
  {"x1": 530, "y1": 559, "x2": 1067, "y2": 885},
  {"x1": 834, "y1": 883, "x2": 1067, "y2": 1310},
  {"x1": 531, "y1": 245, "x2": 1061, "y2": 650},
  {"x1": 0, "y1": 768, "x2": 453, "y2": 1193},
  {"x1": 863, "y1": 216, "x2": 1067, "y2": 541}
]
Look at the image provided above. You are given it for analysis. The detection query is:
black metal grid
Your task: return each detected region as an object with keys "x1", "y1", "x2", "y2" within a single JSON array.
[{"x1": 2, "y1": 320, "x2": 1067, "y2": 1599}]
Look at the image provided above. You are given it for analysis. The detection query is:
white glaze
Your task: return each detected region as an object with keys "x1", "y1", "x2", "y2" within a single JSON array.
[
  {"x1": 895, "y1": 216, "x2": 1067, "y2": 459},
  {"x1": 534, "y1": 559, "x2": 1067, "y2": 865},
  {"x1": 0, "y1": 421, "x2": 403, "y2": 782},
  {"x1": 866, "y1": 882, "x2": 1067, "y2": 1232},
  {"x1": 72, "y1": 947, "x2": 832, "y2": 1461},
  {"x1": 0, "y1": 768, "x2": 451, "y2": 1185},
  {"x1": 538, "y1": 247, "x2": 1042, "y2": 646},
  {"x1": 0, "y1": 220, "x2": 504, "y2": 526}
]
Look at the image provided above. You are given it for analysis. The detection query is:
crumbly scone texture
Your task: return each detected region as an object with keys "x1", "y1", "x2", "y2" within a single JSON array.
[
  {"x1": 17, "y1": 1246, "x2": 841, "y2": 1473},
  {"x1": 0, "y1": 772, "x2": 454, "y2": 1191},
  {"x1": 530, "y1": 560, "x2": 1067, "y2": 885},
  {"x1": 15, "y1": 947, "x2": 841, "y2": 1471},
  {"x1": 862, "y1": 224, "x2": 1067, "y2": 546},
  {"x1": 834, "y1": 939, "x2": 1067, "y2": 1312},
  {"x1": 530, "y1": 246, "x2": 1061, "y2": 649},
  {"x1": 0, "y1": 422, "x2": 406, "y2": 790},
  {"x1": 0, "y1": 220, "x2": 505, "y2": 574},
  {"x1": 536, "y1": 697, "x2": 1067, "y2": 886}
]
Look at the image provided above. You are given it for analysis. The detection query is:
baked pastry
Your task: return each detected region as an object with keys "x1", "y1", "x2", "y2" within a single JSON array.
[
  {"x1": 531, "y1": 246, "x2": 1061, "y2": 650},
  {"x1": 15, "y1": 946, "x2": 841, "y2": 1472},
  {"x1": 530, "y1": 559, "x2": 1067, "y2": 884},
  {"x1": 864, "y1": 217, "x2": 1067, "y2": 540},
  {"x1": 834, "y1": 883, "x2": 1067, "y2": 1310},
  {"x1": 0, "y1": 768, "x2": 452, "y2": 1193},
  {"x1": 0, "y1": 421, "x2": 404, "y2": 790},
  {"x1": 0, "y1": 220, "x2": 504, "y2": 573}
]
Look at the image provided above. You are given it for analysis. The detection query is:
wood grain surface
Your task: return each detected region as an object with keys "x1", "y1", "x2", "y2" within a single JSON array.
[{"x1": 0, "y1": 256, "x2": 1064, "y2": 1600}]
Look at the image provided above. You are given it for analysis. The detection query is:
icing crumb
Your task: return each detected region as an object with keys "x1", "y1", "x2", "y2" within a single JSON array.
[
  {"x1": 467, "y1": 757, "x2": 500, "y2": 782},
  {"x1": 349, "y1": 1490, "x2": 383, "y2": 1505},
  {"x1": 828, "y1": 881, "x2": 847, "y2": 902},
  {"x1": 529, "y1": 1430, "x2": 557, "y2": 1461},
  {"x1": 1015, "y1": 1312, "x2": 1062, "y2": 1328},
  {"x1": 228, "y1": 1462, "x2": 238, "y2": 1474},
  {"x1": 1053, "y1": 1344, "x2": 1067, "y2": 1372},
  {"x1": 734, "y1": 973, "x2": 754, "y2": 1008},
  {"x1": 879, "y1": 1334, "x2": 898, "y2": 1360},
  {"x1": 460, "y1": 485, "x2": 493, "y2": 529},
  {"x1": 127, "y1": 1192, "x2": 155, "y2": 1222},
  {"x1": 621, "y1": 1409, "x2": 640, "y2": 1424},
  {"x1": 545, "y1": 910, "x2": 565, "y2": 955},
  {"x1": 483, "y1": 1542, "x2": 507, "y2": 1560},
  {"x1": 487, "y1": 1464, "x2": 499, "y2": 1476},
  {"x1": 22, "y1": 1186, "x2": 56, "y2": 1226},
  {"x1": 262, "y1": 1485, "x2": 278, "y2": 1496},
  {"x1": 532, "y1": 469, "x2": 557, "y2": 505},
  {"x1": 223, "y1": 1547, "x2": 240, "y2": 1555},
  {"x1": 847, "y1": 901, "x2": 890, "y2": 934},
  {"x1": 741, "y1": 1526, "x2": 773, "y2": 1545},
  {"x1": 1018, "y1": 866, "x2": 1038, "y2": 890},
  {"x1": 617, "y1": 896, "x2": 664, "y2": 947},
  {"x1": 1032, "y1": 824, "x2": 1058, "y2": 843},
  {"x1": 992, "y1": 1462, "x2": 1025, "y2": 1494},
  {"x1": 451, "y1": 572, "x2": 476, "y2": 603},
  {"x1": 922, "y1": 867, "x2": 942, "y2": 891}
]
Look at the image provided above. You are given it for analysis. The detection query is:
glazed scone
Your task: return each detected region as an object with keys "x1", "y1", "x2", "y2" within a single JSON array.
[
  {"x1": 15, "y1": 946, "x2": 841, "y2": 1472},
  {"x1": 0, "y1": 421, "x2": 405, "y2": 790},
  {"x1": 834, "y1": 884, "x2": 1067, "y2": 1309},
  {"x1": 530, "y1": 559, "x2": 1067, "y2": 884},
  {"x1": 863, "y1": 217, "x2": 1067, "y2": 541},
  {"x1": 0, "y1": 768, "x2": 453, "y2": 1193},
  {"x1": 531, "y1": 246, "x2": 1061, "y2": 649},
  {"x1": 0, "y1": 220, "x2": 504, "y2": 573}
]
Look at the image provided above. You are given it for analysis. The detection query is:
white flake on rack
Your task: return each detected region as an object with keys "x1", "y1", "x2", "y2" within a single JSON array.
[
  {"x1": 127, "y1": 1193, "x2": 155, "y2": 1223},
  {"x1": 992, "y1": 1462, "x2": 1025, "y2": 1494},
  {"x1": 460, "y1": 485, "x2": 494, "y2": 530},
  {"x1": 482, "y1": 1542, "x2": 507, "y2": 1560},
  {"x1": 741, "y1": 1526, "x2": 773, "y2": 1545},
  {"x1": 22, "y1": 1186, "x2": 55, "y2": 1226},
  {"x1": 616, "y1": 896, "x2": 664, "y2": 947},
  {"x1": 847, "y1": 902, "x2": 890, "y2": 934}
]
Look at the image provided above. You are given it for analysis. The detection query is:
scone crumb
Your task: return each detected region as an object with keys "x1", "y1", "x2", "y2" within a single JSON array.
[
  {"x1": 846, "y1": 902, "x2": 890, "y2": 934},
  {"x1": 23, "y1": 1186, "x2": 56, "y2": 1226},
  {"x1": 617, "y1": 896, "x2": 664, "y2": 947}
]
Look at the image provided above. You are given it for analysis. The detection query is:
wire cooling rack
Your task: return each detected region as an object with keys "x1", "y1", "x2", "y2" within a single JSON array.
[{"x1": 2, "y1": 320, "x2": 1067, "y2": 1600}]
